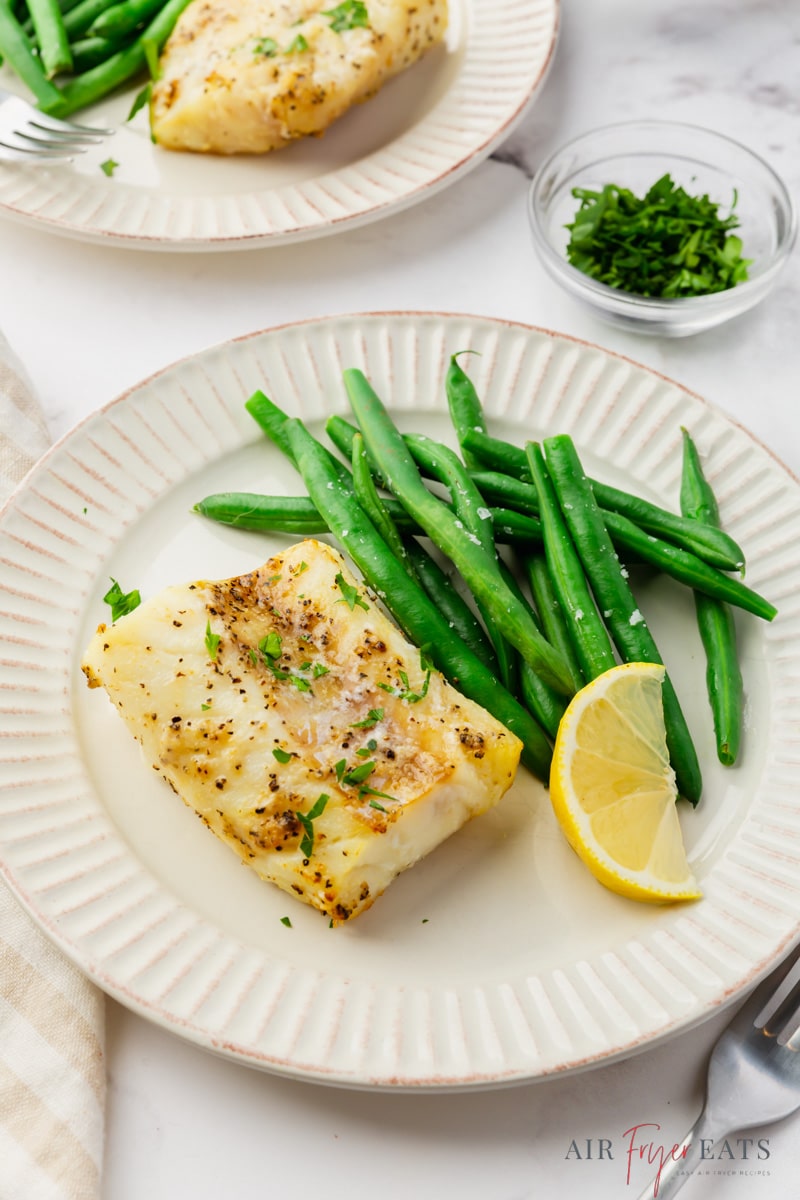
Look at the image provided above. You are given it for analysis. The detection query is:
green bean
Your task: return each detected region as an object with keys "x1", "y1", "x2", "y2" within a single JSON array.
[
  {"x1": 327, "y1": 416, "x2": 555, "y2": 666},
  {"x1": 26, "y1": 0, "x2": 72, "y2": 75},
  {"x1": 351, "y1": 431, "x2": 416, "y2": 581},
  {"x1": 468, "y1": 470, "x2": 540, "y2": 512},
  {"x1": 194, "y1": 493, "x2": 333, "y2": 535},
  {"x1": 404, "y1": 432, "x2": 517, "y2": 692},
  {"x1": 488, "y1": 508, "x2": 543, "y2": 545},
  {"x1": 680, "y1": 427, "x2": 720, "y2": 525},
  {"x1": 22, "y1": 0, "x2": 86, "y2": 34},
  {"x1": 245, "y1": 390, "x2": 301, "y2": 466},
  {"x1": 593, "y1": 477, "x2": 744, "y2": 572},
  {"x1": 243, "y1": 393, "x2": 510, "y2": 702},
  {"x1": 460, "y1": 430, "x2": 531, "y2": 478},
  {"x1": 43, "y1": 0, "x2": 191, "y2": 115},
  {"x1": 445, "y1": 351, "x2": 487, "y2": 470},
  {"x1": 245, "y1": 397, "x2": 543, "y2": 548},
  {"x1": 499, "y1": 560, "x2": 566, "y2": 739},
  {"x1": 542, "y1": 434, "x2": 702, "y2": 805},
  {"x1": 328, "y1": 416, "x2": 544, "y2": 546},
  {"x1": 404, "y1": 540, "x2": 498, "y2": 674},
  {"x1": 89, "y1": 0, "x2": 162, "y2": 38},
  {"x1": 466, "y1": 465, "x2": 774, "y2": 620},
  {"x1": 601, "y1": 509, "x2": 775, "y2": 622},
  {"x1": 0, "y1": 3, "x2": 65, "y2": 108},
  {"x1": 61, "y1": 0, "x2": 115, "y2": 38},
  {"x1": 342, "y1": 369, "x2": 574, "y2": 697},
  {"x1": 523, "y1": 552, "x2": 586, "y2": 691},
  {"x1": 462, "y1": 429, "x2": 746, "y2": 572},
  {"x1": 283, "y1": 417, "x2": 553, "y2": 779},
  {"x1": 327, "y1": 413, "x2": 386, "y2": 485},
  {"x1": 680, "y1": 429, "x2": 743, "y2": 766},
  {"x1": 349, "y1": 430, "x2": 501, "y2": 671},
  {"x1": 194, "y1": 491, "x2": 543, "y2": 547},
  {"x1": 69, "y1": 32, "x2": 130, "y2": 70},
  {"x1": 205, "y1": 407, "x2": 503, "y2": 677},
  {"x1": 526, "y1": 443, "x2": 616, "y2": 684}
]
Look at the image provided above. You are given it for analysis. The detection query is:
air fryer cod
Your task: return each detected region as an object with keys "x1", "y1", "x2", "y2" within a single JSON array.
[
  {"x1": 150, "y1": 0, "x2": 449, "y2": 154},
  {"x1": 81, "y1": 540, "x2": 521, "y2": 923}
]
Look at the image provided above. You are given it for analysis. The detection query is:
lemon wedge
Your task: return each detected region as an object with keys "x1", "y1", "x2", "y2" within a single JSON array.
[{"x1": 549, "y1": 662, "x2": 701, "y2": 903}]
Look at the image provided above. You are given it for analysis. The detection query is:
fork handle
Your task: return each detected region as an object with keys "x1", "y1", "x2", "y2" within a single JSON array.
[{"x1": 635, "y1": 1109, "x2": 728, "y2": 1200}]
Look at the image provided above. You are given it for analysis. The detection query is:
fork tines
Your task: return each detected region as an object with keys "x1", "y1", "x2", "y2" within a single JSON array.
[
  {"x1": 0, "y1": 89, "x2": 114, "y2": 162},
  {"x1": 28, "y1": 120, "x2": 109, "y2": 145},
  {"x1": 30, "y1": 117, "x2": 115, "y2": 139},
  {"x1": 0, "y1": 136, "x2": 77, "y2": 159},
  {"x1": 756, "y1": 949, "x2": 800, "y2": 1049}
]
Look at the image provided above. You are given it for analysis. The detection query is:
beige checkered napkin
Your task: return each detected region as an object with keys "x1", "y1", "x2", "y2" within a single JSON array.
[{"x1": 0, "y1": 333, "x2": 105, "y2": 1200}]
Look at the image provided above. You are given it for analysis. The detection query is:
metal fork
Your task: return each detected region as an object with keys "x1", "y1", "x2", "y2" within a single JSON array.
[
  {"x1": 637, "y1": 940, "x2": 800, "y2": 1199},
  {"x1": 0, "y1": 87, "x2": 113, "y2": 161}
]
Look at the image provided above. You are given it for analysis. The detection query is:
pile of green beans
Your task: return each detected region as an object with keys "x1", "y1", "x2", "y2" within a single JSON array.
[
  {"x1": 194, "y1": 355, "x2": 777, "y2": 799},
  {"x1": 0, "y1": 0, "x2": 190, "y2": 116}
]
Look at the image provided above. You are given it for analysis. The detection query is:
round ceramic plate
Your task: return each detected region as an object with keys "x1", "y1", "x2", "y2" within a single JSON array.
[
  {"x1": 1, "y1": 312, "x2": 799, "y2": 1090},
  {"x1": 0, "y1": 0, "x2": 558, "y2": 251}
]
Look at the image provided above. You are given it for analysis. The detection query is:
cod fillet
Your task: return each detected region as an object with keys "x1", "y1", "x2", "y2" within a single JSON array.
[
  {"x1": 150, "y1": 0, "x2": 449, "y2": 155},
  {"x1": 82, "y1": 540, "x2": 521, "y2": 923}
]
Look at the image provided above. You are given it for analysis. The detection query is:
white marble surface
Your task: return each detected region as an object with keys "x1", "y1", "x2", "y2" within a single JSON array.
[{"x1": 1, "y1": 0, "x2": 799, "y2": 1196}]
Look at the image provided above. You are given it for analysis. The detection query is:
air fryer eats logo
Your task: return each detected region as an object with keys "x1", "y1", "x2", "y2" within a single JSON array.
[{"x1": 565, "y1": 1125, "x2": 771, "y2": 1192}]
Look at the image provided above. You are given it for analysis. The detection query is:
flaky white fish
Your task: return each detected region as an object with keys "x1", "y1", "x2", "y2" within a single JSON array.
[
  {"x1": 151, "y1": 0, "x2": 448, "y2": 154},
  {"x1": 82, "y1": 540, "x2": 520, "y2": 922}
]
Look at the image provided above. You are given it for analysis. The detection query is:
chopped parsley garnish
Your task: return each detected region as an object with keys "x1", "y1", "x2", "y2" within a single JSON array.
[
  {"x1": 356, "y1": 739, "x2": 378, "y2": 757},
  {"x1": 342, "y1": 760, "x2": 376, "y2": 786},
  {"x1": 142, "y1": 35, "x2": 160, "y2": 79},
  {"x1": 378, "y1": 668, "x2": 431, "y2": 704},
  {"x1": 361, "y1": 784, "x2": 398, "y2": 804},
  {"x1": 286, "y1": 33, "x2": 309, "y2": 52},
  {"x1": 297, "y1": 561, "x2": 309, "y2": 574},
  {"x1": 257, "y1": 633, "x2": 289, "y2": 679},
  {"x1": 335, "y1": 572, "x2": 368, "y2": 612},
  {"x1": 323, "y1": 1, "x2": 369, "y2": 33},
  {"x1": 253, "y1": 36, "x2": 278, "y2": 56},
  {"x1": 264, "y1": 660, "x2": 290, "y2": 680},
  {"x1": 335, "y1": 757, "x2": 395, "y2": 803},
  {"x1": 280, "y1": 916, "x2": 292, "y2": 927},
  {"x1": 253, "y1": 632, "x2": 312, "y2": 690},
  {"x1": 312, "y1": 663, "x2": 329, "y2": 678},
  {"x1": 272, "y1": 747, "x2": 293, "y2": 764},
  {"x1": 260, "y1": 631, "x2": 282, "y2": 659},
  {"x1": 205, "y1": 620, "x2": 221, "y2": 661},
  {"x1": 351, "y1": 707, "x2": 383, "y2": 729},
  {"x1": 565, "y1": 173, "x2": 751, "y2": 298},
  {"x1": 296, "y1": 793, "x2": 329, "y2": 858},
  {"x1": 103, "y1": 578, "x2": 141, "y2": 622},
  {"x1": 99, "y1": 158, "x2": 119, "y2": 177},
  {"x1": 127, "y1": 83, "x2": 150, "y2": 121},
  {"x1": 201, "y1": 702, "x2": 211, "y2": 711}
]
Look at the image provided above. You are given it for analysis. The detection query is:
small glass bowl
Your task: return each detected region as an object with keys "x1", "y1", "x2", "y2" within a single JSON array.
[{"x1": 528, "y1": 120, "x2": 796, "y2": 337}]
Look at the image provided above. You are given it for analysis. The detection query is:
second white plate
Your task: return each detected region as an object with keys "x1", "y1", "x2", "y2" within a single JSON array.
[
  {"x1": 0, "y1": 0, "x2": 558, "y2": 250},
  {"x1": 1, "y1": 312, "x2": 799, "y2": 1089}
]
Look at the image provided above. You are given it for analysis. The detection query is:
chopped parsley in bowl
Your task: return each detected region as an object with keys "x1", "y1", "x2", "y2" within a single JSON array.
[{"x1": 528, "y1": 121, "x2": 796, "y2": 336}]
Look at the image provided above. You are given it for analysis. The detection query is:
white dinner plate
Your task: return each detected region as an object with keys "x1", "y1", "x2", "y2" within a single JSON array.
[
  {"x1": 1, "y1": 312, "x2": 799, "y2": 1090},
  {"x1": 0, "y1": 0, "x2": 558, "y2": 251}
]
